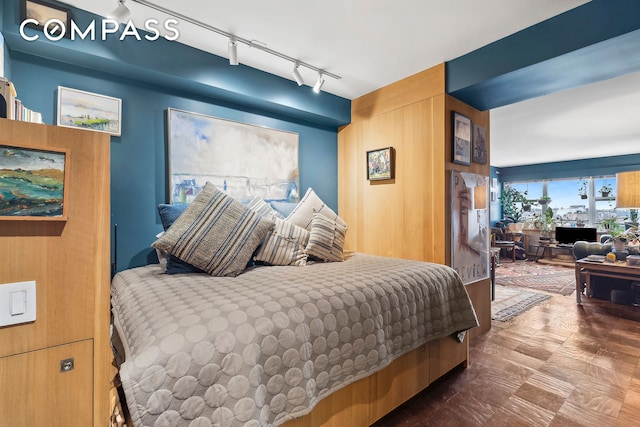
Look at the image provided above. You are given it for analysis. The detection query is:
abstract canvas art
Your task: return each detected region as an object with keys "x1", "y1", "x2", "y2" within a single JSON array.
[
  {"x1": 451, "y1": 170, "x2": 489, "y2": 284},
  {"x1": 167, "y1": 108, "x2": 299, "y2": 204},
  {"x1": 0, "y1": 144, "x2": 68, "y2": 218}
]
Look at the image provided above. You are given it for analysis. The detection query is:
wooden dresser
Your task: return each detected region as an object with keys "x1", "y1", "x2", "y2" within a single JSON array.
[{"x1": 0, "y1": 119, "x2": 111, "y2": 426}]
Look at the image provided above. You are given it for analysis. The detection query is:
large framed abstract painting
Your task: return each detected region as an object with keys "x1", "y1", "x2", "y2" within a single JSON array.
[
  {"x1": 167, "y1": 108, "x2": 299, "y2": 204},
  {"x1": 451, "y1": 170, "x2": 489, "y2": 284},
  {"x1": 0, "y1": 143, "x2": 69, "y2": 219}
]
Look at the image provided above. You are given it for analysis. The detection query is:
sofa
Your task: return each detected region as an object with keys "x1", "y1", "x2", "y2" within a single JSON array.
[{"x1": 572, "y1": 239, "x2": 612, "y2": 260}]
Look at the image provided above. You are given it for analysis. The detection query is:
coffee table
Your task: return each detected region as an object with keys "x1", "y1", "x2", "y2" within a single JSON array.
[{"x1": 575, "y1": 258, "x2": 640, "y2": 304}]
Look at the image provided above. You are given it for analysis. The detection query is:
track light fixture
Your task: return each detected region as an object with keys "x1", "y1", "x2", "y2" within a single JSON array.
[
  {"x1": 313, "y1": 71, "x2": 325, "y2": 93},
  {"x1": 228, "y1": 38, "x2": 238, "y2": 66},
  {"x1": 110, "y1": 0, "x2": 131, "y2": 23},
  {"x1": 291, "y1": 62, "x2": 304, "y2": 86},
  {"x1": 124, "y1": 0, "x2": 341, "y2": 91}
]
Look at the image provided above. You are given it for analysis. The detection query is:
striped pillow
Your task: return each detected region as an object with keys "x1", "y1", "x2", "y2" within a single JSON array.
[
  {"x1": 254, "y1": 218, "x2": 310, "y2": 266},
  {"x1": 306, "y1": 213, "x2": 348, "y2": 262},
  {"x1": 246, "y1": 196, "x2": 284, "y2": 221},
  {"x1": 153, "y1": 183, "x2": 274, "y2": 277},
  {"x1": 286, "y1": 188, "x2": 347, "y2": 230}
]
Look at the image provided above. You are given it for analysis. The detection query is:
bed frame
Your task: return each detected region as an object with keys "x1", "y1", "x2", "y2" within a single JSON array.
[{"x1": 283, "y1": 333, "x2": 469, "y2": 426}]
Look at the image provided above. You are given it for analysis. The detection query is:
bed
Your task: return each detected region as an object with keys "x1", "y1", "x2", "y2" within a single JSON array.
[{"x1": 110, "y1": 184, "x2": 478, "y2": 426}]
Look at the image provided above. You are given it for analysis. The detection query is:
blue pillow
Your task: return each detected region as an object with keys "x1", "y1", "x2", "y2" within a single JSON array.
[
  {"x1": 269, "y1": 201, "x2": 298, "y2": 218},
  {"x1": 158, "y1": 203, "x2": 188, "y2": 230},
  {"x1": 157, "y1": 203, "x2": 205, "y2": 274}
]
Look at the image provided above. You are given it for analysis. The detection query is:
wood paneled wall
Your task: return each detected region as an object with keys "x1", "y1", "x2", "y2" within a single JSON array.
[
  {"x1": 339, "y1": 65, "x2": 447, "y2": 263},
  {"x1": 0, "y1": 119, "x2": 111, "y2": 425},
  {"x1": 338, "y1": 64, "x2": 491, "y2": 337}
]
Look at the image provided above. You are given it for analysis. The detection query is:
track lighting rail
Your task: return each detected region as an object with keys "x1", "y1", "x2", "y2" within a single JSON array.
[{"x1": 124, "y1": 0, "x2": 341, "y2": 85}]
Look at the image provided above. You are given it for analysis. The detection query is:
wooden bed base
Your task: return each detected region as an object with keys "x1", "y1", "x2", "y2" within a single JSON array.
[{"x1": 283, "y1": 332, "x2": 469, "y2": 427}]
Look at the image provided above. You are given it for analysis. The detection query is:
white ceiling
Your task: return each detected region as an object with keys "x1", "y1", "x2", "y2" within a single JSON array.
[{"x1": 59, "y1": 0, "x2": 640, "y2": 167}]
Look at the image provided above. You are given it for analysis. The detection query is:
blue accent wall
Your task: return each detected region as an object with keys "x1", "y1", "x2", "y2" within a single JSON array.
[
  {"x1": 489, "y1": 166, "x2": 501, "y2": 226},
  {"x1": 2, "y1": 1, "x2": 349, "y2": 272},
  {"x1": 498, "y1": 154, "x2": 640, "y2": 183},
  {"x1": 10, "y1": 53, "x2": 340, "y2": 271}
]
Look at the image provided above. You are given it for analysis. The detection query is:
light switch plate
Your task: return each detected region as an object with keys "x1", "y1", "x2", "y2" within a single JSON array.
[{"x1": 0, "y1": 280, "x2": 36, "y2": 327}]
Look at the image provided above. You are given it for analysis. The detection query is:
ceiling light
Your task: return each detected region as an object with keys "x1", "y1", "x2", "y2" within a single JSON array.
[
  {"x1": 110, "y1": 0, "x2": 131, "y2": 23},
  {"x1": 292, "y1": 63, "x2": 304, "y2": 86},
  {"x1": 228, "y1": 38, "x2": 238, "y2": 65},
  {"x1": 313, "y1": 72, "x2": 325, "y2": 93}
]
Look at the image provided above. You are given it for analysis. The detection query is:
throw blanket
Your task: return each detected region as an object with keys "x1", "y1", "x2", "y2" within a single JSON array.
[{"x1": 111, "y1": 253, "x2": 478, "y2": 427}]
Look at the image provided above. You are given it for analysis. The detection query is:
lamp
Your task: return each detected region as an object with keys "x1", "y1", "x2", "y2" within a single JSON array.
[
  {"x1": 616, "y1": 171, "x2": 640, "y2": 208},
  {"x1": 291, "y1": 62, "x2": 304, "y2": 86},
  {"x1": 228, "y1": 38, "x2": 238, "y2": 66},
  {"x1": 110, "y1": 0, "x2": 131, "y2": 23},
  {"x1": 474, "y1": 182, "x2": 487, "y2": 210},
  {"x1": 313, "y1": 71, "x2": 325, "y2": 93},
  {"x1": 125, "y1": 0, "x2": 341, "y2": 91}
]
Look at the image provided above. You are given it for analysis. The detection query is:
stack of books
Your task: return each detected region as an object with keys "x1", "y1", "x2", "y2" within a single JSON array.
[{"x1": 0, "y1": 77, "x2": 43, "y2": 123}]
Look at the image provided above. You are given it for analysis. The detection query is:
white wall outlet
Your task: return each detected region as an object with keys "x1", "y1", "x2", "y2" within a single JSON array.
[{"x1": 0, "y1": 280, "x2": 36, "y2": 327}]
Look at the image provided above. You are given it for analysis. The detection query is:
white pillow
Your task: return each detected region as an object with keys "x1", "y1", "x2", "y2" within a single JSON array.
[{"x1": 286, "y1": 188, "x2": 347, "y2": 230}]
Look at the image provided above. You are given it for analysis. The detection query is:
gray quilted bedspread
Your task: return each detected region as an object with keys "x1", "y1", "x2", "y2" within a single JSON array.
[{"x1": 111, "y1": 253, "x2": 478, "y2": 427}]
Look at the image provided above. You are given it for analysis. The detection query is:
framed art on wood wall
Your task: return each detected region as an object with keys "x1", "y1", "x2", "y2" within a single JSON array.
[
  {"x1": 0, "y1": 143, "x2": 69, "y2": 220},
  {"x1": 366, "y1": 146, "x2": 395, "y2": 181},
  {"x1": 167, "y1": 108, "x2": 299, "y2": 204},
  {"x1": 472, "y1": 124, "x2": 487, "y2": 164},
  {"x1": 57, "y1": 86, "x2": 122, "y2": 136},
  {"x1": 452, "y1": 111, "x2": 472, "y2": 165}
]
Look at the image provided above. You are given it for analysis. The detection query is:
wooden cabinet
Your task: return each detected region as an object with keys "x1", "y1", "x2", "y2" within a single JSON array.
[
  {"x1": 0, "y1": 340, "x2": 94, "y2": 426},
  {"x1": 0, "y1": 119, "x2": 111, "y2": 426}
]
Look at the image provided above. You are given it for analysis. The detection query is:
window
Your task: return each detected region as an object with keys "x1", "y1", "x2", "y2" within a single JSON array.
[{"x1": 504, "y1": 176, "x2": 631, "y2": 230}]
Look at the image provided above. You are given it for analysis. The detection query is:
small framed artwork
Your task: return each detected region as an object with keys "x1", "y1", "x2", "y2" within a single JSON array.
[
  {"x1": 367, "y1": 146, "x2": 395, "y2": 181},
  {"x1": 452, "y1": 111, "x2": 472, "y2": 166},
  {"x1": 21, "y1": 0, "x2": 71, "y2": 39},
  {"x1": 0, "y1": 143, "x2": 69, "y2": 220},
  {"x1": 57, "y1": 86, "x2": 122, "y2": 136},
  {"x1": 472, "y1": 124, "x2": 487, "y2": 164}
]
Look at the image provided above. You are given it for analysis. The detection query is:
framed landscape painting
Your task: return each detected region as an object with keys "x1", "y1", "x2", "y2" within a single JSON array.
[
  {"x1": 0, "y1": 143, "x2": 69, "y2": 219},
  {"x1": 366, "y1": 146, "x2": 395, "y2": 181},
  {"x1": 167, "y1": 108, "x2": 299, "y2": 204},
  {"x1": 57, "y1": 86, "x2": 122, "y2": 136}
]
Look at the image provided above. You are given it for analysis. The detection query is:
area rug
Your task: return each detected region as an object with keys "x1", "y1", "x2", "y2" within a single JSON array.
[
  {"x1": 495, "y1": 261, "x2": 576, "y2": 296},
  {"x1": 492, "y1": 285, "x2": 552, "y2": 321}
]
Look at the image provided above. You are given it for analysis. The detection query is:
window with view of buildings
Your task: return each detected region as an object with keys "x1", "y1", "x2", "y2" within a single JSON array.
[{"x1": 505, "y1": 176, "x2": 635, "y2": 230}]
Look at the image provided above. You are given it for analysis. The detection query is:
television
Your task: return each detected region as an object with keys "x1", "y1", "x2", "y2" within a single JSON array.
[{"x1": 555, "y1": 226, "x2": 597, "y2": 245}]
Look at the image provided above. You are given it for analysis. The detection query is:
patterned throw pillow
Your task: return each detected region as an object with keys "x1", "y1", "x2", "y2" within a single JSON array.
[
  {"x1": 306, "y1": 213, "x2": 348, "y2": 262},
  {"x1": 254, "y1": 217, "x2": 310, "y2": 266},
  {"x1": 286, "y1": 188, "x2": 347, "y2": 230},
  {"x1": 246, "y1": 196, "x2": 285, "y2": 221},
  {"x1": 153, "y1": 183, "x2": 274, "y2": 277}
]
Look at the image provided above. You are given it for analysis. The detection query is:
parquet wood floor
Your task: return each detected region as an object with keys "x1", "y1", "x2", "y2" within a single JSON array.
[{"x1": 373, "y1": 286, "x2": 640, "y2": 426}]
